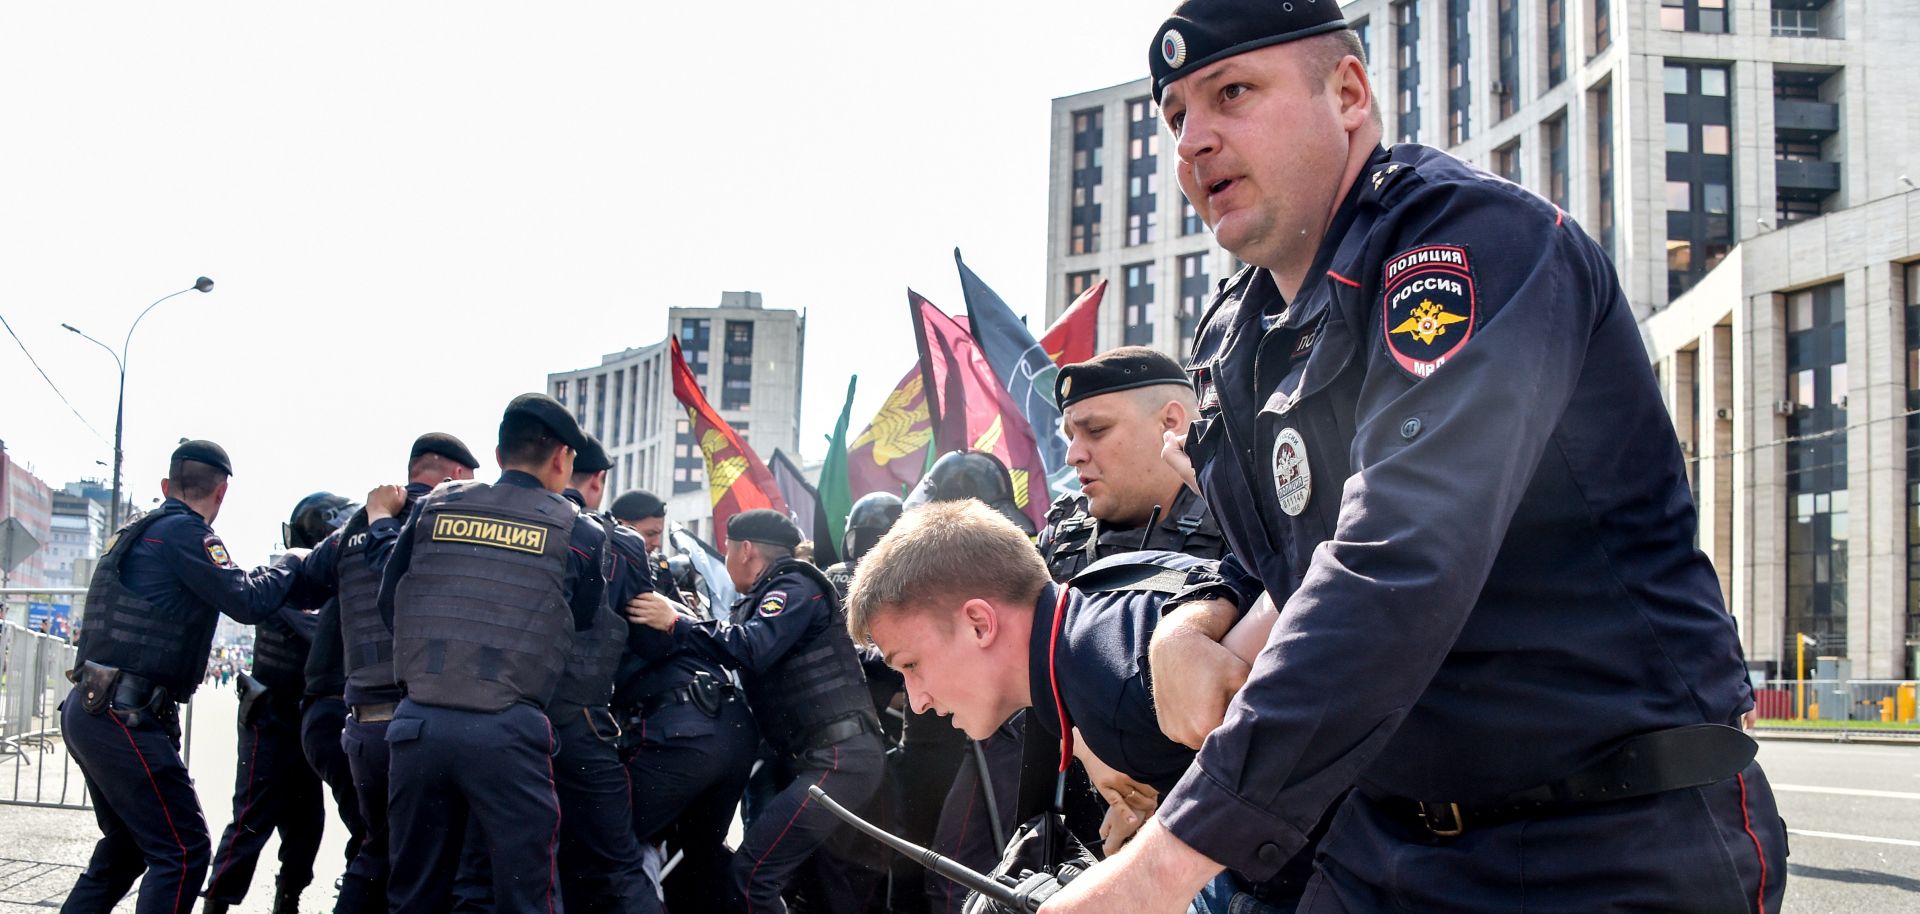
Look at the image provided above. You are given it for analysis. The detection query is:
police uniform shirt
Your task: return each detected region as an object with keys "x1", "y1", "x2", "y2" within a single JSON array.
[
  {"x1": 112, "y1": 497, "x2": 305, "y2": 636},
  {"x1": 668, "y1": 561, "x2": 832, "y2": 681},
  {"x1": 304, "y1": 598, "x2": 346, "y2": 698},
  {"x1": 1162, "y1": 143, "x2": 1755, "y2": 879}
]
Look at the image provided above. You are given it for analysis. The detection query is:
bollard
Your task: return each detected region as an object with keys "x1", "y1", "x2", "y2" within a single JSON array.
[
  {"x1": 1882, "y1": 696, "x2": 1895, "y2": 722},
  {"x1": 1900, "y1": 683, "x2": 1917, "y2": 723}
]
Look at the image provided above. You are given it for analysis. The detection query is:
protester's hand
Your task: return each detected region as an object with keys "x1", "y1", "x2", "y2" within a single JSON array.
[
  {"x1": 625, "y1": 592, "x2": 681, "y2": 632},
  {"x1": 1037, "y1": 818, "x2": 1221, "y2": 914},
  {"x1": 1162, "y1": 429, "x2": 1200, "y2": 495},
  {"x1": 1073, "y1": 733, "x2": 1159, "y2": 855},
  {"x1": 364, "y1": 484, "x2": 408, "y2": 522},
  {"x1": 1148, "y1": 598, "x2": 1250, "y2": 750}
]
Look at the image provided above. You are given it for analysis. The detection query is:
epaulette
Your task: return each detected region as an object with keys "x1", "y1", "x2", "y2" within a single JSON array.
[{"x1": 1364, "y1": 158, "x2": 1427, "y2": 209}]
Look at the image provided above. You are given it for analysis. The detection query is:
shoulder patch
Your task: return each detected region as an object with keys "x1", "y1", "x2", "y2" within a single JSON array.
[
  {"x1": 204, "y1": 535, "x2": 234, "y2": 568},
  {"x1": 757, "y1": 590, "x2": 788, "y2": 617},
  {"x1": 1382, "y1": 244, "x2": 1477, "y2": 380}
]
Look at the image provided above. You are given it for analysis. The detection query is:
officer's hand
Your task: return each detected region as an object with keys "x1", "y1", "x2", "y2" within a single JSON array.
[
  {"x1": 365, "y1": 484, "x2": 408, "y2": 521},
  {"x1": 1036, "y1": 819, "x2": 1220, "y2": 914},
  {"x1": 625, "y1": 592, "x2": 680, "y2": 632},
  {"x1": 1148, "y1": 599, "x2": 1249, "y2": 750},
  {"x1": 1161, "y1": 429, "x2": 1200, "y2": 495}
]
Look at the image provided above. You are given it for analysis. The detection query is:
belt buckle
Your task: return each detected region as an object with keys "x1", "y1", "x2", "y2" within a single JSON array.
[{"x1": 1419, "y1": 801, "x2": 1465, "y2": 838}]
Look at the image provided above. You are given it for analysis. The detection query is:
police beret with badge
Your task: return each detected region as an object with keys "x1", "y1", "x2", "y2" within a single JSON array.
[
  {"x1": 171, "y1": 439, "x2": 233, "y2": 476},
  {"x1": 409, "y1": 432, "x2": 480, "y2": 470},
  {"x1": 1149, "y1": 0, "x2": 1351, "y2": 102},
  {"x1": 727, "y1": 508, "x2": 802, "y2": 550},
  {"x1": 609, "y1": 490, "x2": 666, "y2": 521},
  {"x1": 500, "y1": 392, "x2": 591, "y2": 454},
  {"x1": 573, "y1": 436, "x2": 613, "y2": 475},
  {"x1": 1055, "y1": 346, "x2": 1193, "y2": 410}
]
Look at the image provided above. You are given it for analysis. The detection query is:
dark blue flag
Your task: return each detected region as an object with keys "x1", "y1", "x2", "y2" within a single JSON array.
[{"x1": 954, "y1": 249, "x2": 1077, "y2": 499}]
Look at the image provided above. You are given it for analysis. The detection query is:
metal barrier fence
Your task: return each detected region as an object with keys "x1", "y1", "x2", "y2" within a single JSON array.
[{"x1": 1752, "y1": 679, "x2": 1920, "y2": 739}]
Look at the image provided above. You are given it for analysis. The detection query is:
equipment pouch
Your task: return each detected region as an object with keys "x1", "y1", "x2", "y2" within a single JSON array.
[
  {"x1": 76, "y1": 661, "x2": 121, "y2": 716},
  {"x1": 235, "y1": 672, "x2": 269, "y2": 727},
  {"x1": 689, "y1": 672, "x2": 723, "y2": 718}
]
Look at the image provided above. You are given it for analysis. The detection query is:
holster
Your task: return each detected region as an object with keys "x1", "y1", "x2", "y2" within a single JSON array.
[
  {"x1": 689, "y1": 671, "x2": 724, "y2": 717},
  {"x1": 236, "y1": 672, "x2": 270, "y2": 726},
  {"x1": 73, "y1": 660, "x2": 122, "y2": 716}
]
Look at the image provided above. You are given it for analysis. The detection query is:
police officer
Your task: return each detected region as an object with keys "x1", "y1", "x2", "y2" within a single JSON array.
[
  {"x1": 1041, "y1": 347, "x2": 1224, "y2": 582},
  {"x1": 377, "y1": 395, "x2": 610, "y2": 913},
  {"x1": 627, "y1": 509, "x2": 885, "y2": 914},
  {"x1": 62, "y1": 440, "x2": 308, "y2": 914},
  {"x1": 299, "y1": 595, "x2": 370, "y2": 914},
  {"x1": 202, "y1": 493, "x2": 354, "y2": 914},
  {"x1": 613, "y1": 490, "x2": 758, "y2": 914},
  {"x1": 1045, "y1": 3, "x2": 1785, "y2": 911},
  {"x1": 296, "y1": 431, "x2": 479, "y2": 912},
  {"x1": 821, "y1": 493, "x2": 902, "y2": 596}
]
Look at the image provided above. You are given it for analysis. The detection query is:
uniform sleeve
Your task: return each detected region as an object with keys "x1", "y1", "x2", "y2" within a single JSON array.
[
  {"x1": 375, "y1": 515, "x2": 418, "y2": 631},
  {"x1": 274, "y1": 604, "x2": 320, "y2": 643},
  {"x1": 161, "y1": 518, "x2": 304, "y2": 625},
  {"x1": 305, "y1": 598, "x2": 343, "y2": 688},
  {"x1": 1158, "y1": 183, "x2": 1611, "y2": 876},
  {"x1": 564, "y1": 516, "x2": 608, "y2": 632},
  {"x1": 365, "y1": 517, "x2": 406, "y2": 574},
  {"x1": 290, "y1": 529, "x2": 342, "y2": 605},
  {"x1": 670, "y1": 574, "x2": 826, "y2": 675}
]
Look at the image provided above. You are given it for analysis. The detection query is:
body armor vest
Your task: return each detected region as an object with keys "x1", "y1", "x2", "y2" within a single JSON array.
[
  {"x1": 393, "y1": 481, "x2": 577, "y2": 712},
  {"x1": 75, "y1": 510, "x2": 218, "y2": 697},
  {"x1": 551, "y1": 600, "x2": 626, "y2": 708},
  {"x1": 1041, "y1": 490, "x2": 1224, "y2": 583},
  {"x1": 337, "y1": 510, "x2": 400, "y2": 702},
  {"x1": 249, "y1": 612, "x2": 309, "y2": 694},
  {"x1": 742, "y1": 559, "x2": 876, "y2": 754}
]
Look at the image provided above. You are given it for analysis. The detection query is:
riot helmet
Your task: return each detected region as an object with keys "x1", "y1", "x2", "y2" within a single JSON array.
[
  {"x1": 284, "y1": 491, "x2": 356, "y2": 549},
  {"x1": 842, "y1": 492, "x2": 905, "y2": 565},
  {"x1": 904, "y1": 450, "x2": 1037, "y2": 536}
]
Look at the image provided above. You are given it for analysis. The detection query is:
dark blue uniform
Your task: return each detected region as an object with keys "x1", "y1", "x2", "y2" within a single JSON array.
[
  {"x1": 62, "y1": 498, "x2": 304, "y2": 914},
  {"x1": 297, "y1": 598, "x2": 372, "y2": 913},
  {"x1": 1167, "y1": 144, "x2": 1785, "y2": 911},
  {"x1": 376, "y1": 470, "x2": 610, "y2": 914}
]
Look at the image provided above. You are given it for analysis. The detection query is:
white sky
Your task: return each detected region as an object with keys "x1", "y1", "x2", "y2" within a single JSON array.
[{"x1": 1, "y1": 1, "x2": 1181, "y2": 562}]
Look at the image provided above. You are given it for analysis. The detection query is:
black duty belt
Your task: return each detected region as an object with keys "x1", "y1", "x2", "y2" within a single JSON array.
[
  {"x1": 1368, "y1": 724, "x2": 1758, "y2": 838},
  {"x1": 112, "y1": 671, "x2": 175, "y2": 718},
  {"x1": 350, "y1": 702, "x2": 398, "y2": 723},
  {"x1": 633, "y1": 681, "x2": 735, "y2": 719},
  {"x1": 793, "y1": 713, "x2": 881, "y2": 756}
]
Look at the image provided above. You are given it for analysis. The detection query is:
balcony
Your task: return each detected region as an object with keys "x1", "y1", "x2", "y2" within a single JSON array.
[
  {"x1": 1775, "y1": 98, "x2": 1839, "y2": 138},
  {"x1": 1776, "y1": 158, "x2": 1841, "y2": 200}
]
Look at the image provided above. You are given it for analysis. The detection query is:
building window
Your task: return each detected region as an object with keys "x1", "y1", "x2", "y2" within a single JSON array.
[
  {"x1": 1496, "y1": 0, "x2": 1519, "y2": 121},
  {"x1": 1591, "y1": 80, "x2": 1615, "y2": 258},
  {"x1": 1663, "y1": 0, "x2": 1730, "y2": 34},
  {"x1": 674, "y1": 417, "x2": 703, "y2": 494},
  {"x1": 1178, "y1": 254, "x2": 1211, "y2": 356},
  {"x1": 593, "y1": 373, "x2": 608, "y2": 439},
  {"x1": 1906, "y1": 264, "x2": 1920, "y2": 676},
  {"x1": 721, "y1": 320, "x2": 754, "y2": 410},
  {"x1": 1126, "y1": 97, "x2": 1159, "y2": 246},
  {"x1": 1181, "y1": 196, "x2": 1204, "y2": 236},
  {"x1": 1493, "y1": 139, "x2": 1522, "y2": 184},
  {"x1": 1592, "y1": 0, "x2": 1612, "y2": 53},
  {"x1": 1447, "y1": 0, "x2": 1471, "y2": 145},
  {"x1": 1665, "y1": 62, "x2": 1735, "y2": 300},
  {"x1": 1354, "y1": 17, "x2": 1372, "y2": 67},
  {"x1": 554, "y1": 379, "x2": 568, "y2": 404},
  {"x1": 1395, "y1": 1, "x2": 1422, "y2": 144},
  {"x1": 1784, "y1": 282, "x2": 1847, "y2": 666},
  {"x1": 1546, "y1": 0, "x2": 1566, "y2": 87},
  {"x1": 1124, "y1": 261, "x2": 1157, "y2": 347},
  {"x1": 1070, "y1": 107, "x2": 1105, "y2": 255},
  {"x1": 610, "y1": 368, "x2": 624, "y2": 445},
  {"x1": 1772, "y1": 2, "x2": 1828, "y2": 38},
  {"x1": 1774, "y1": 69, "x2": 1841, "y2": 226},
  {"x1": 1545, "y1": 111, "x2": 1570, "y2": 212},
  {"x1": 679, "y1": 318, "x2": 711, "y2": 379},
  {"x1": 1067, "y1": 270, "x2": 1098, "y2": 303}
]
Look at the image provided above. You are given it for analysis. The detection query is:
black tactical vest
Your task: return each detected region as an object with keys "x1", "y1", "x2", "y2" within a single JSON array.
[
  {"x1": 74, "y1": 510, "x2": 219, "y2": 697},
  {"x1": 249, "y1": 611, "x2": 310, "y2": 694},
  {"x1": 742, "y1": 559, "x2": 876, "y2": 754},
  {"x1": 393, "y1": 481, "x2": 577, "y2": 712},
  {"x1": 336, "y1": 510, "x2": 399, "y2": 702},
  {"x1": 1040, "y1": 489, "x2": 1224, "y2": 583},
  {"x1": 551, "y1": 600, "x2": 626, "y2": 708}
]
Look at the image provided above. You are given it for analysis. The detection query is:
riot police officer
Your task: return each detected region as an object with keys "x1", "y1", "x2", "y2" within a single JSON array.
[
  {"x1": 1046, "y1": 3, "x2": 1785, "y2": 911},
  {"x1": 296, "y1": 431, "x2": 479, "y2": 911},
  {"x1": 377, "y1": 395, "x2": 611, "y2": 914},
  {"x1": 627, "y1": 509, "x2": 884, "y2": 914},
  {"x1": 299, "y1": 594, "x2": 369, "y2": 914},
  {"x1": 202, "y1": 492, "x2": 354, "y2": 914},
  {"x1": 61, "y1": 440, "x2": 308, "y2": 914},
  {"x1": 821, "y1": 493, "x2": 902, "y2": 596}
]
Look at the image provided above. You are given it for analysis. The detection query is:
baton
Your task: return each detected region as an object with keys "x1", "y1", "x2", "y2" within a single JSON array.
[{"x1": 806, "y1": 784, "x2": 1031, "y2": 911}]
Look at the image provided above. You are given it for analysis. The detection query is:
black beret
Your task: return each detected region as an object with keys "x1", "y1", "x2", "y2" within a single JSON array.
[
  {"x1": 574, "y1": 436, "x2": 612, "y2": 474},
  {"x1": 409, "y1": 432, "x2": 479, "y2": 470},
  {"x1": 500, "y1": 392, "x2": 590, "y2": 454},
  {"x1": 609, "y1": 490, "x2": 667, "y2": 521},
  {"x1": 727, "y1": 508, "x2": 802, "y2": 550},
  {"x1": 1149, "y1": 0, "x2": 1350, "y2": 103},
  {"x1": 1056, "y1": 346, "x2": 1193, "y2": 410},
  {"x1": 171, "y1": 439, "x2": 233, "y2": 476}
]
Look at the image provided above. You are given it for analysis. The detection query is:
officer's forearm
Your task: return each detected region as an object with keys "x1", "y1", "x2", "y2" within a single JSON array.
[{"x1": 1157, "y1": 598, "x2": 1237, "y2": 644}]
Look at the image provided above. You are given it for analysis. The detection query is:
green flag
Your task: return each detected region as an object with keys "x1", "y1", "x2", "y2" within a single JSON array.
[{"x1": 819, "y1": 375, "x2": 858, "y2": 556}]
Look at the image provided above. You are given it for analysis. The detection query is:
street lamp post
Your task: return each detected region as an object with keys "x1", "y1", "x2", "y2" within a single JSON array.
[{"x1": 63, "y1": 276, "x2": 215, "y2": 531}]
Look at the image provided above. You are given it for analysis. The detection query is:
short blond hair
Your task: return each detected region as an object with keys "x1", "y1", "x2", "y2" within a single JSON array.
[{"x1": 845, "y1": 499, "x2": 1051, "y2": 643}]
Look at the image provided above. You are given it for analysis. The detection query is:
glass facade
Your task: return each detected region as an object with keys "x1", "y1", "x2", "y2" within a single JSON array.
[
  {"x1": 1908, "y1": 264, "x2": 1920, "y2": 676},
  {"x1": 1496, "y1": 0, "x2": 1519, "y2": 121},
  {"x1": 1546, "y1": 0, "x2": 1566, "y2": 87},
  {"x1": 1127, "y1": 97, "x2": 1159, "y2": 246},
  {"x1": 1784, "y1": 282, "x2": 1848, "y2": 665},
  {"x1": 1592, "y1": 80, "x2": 1615, "y2": 258},
  {"x1": 1070, "y1": 108, "x2": 1104, "y2": 255},
  {"x1": 1395, "y1": 1, "x2": 1422, "y2": 144},
  {"x1": 1664, "y1": 62, "x2": 1735, "y2": 300},
  {"x1": 1545, "y1": 111, "x2": 1570, "y2": 212},
  {"x1": 1178, "y1": 253, "x2": 1211, "y2": 356},
  {"x1": 1447, "y1": 0, "x2": 1471, "y2": 145},
  {"x1": 1663, "y1": 0, "x2": 1730, "y2": 33},
  {"x1": 1124, "y1": 261, "x2": 1158, "y2": 347}
]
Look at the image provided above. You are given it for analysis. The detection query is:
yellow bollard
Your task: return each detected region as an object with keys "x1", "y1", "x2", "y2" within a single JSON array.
[
  {"x1": 1899, "y1": 683, "x2": 1916, "y2": 723},
  {"x1": 1882, "y1": 697, "x2": 1896, "y2": 722}
]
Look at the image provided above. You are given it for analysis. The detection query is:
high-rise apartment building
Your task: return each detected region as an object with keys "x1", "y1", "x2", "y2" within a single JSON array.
[{"x1": 1045, "y1": 2, "x2": 1920, "y2": 676}]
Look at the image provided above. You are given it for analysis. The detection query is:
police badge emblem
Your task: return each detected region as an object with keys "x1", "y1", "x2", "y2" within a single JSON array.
[
  {"x1": 758, "y1": 590, "x2": 788, "y2": 617},
  {"x1": 1272, "y1": 427, "x2": 1311, "y2": 517}
]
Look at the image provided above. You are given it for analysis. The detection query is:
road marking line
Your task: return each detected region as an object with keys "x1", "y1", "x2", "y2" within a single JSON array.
[
  {"x1": 1773, "y1": 784, "x2": 1920, "y2": 801},
  {"x1": 1787, "y1": 829, "x2": 1920, "y2": 849}
]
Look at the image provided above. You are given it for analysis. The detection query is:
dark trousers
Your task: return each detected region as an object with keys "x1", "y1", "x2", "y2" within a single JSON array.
[
  {"x1": 386, "y1": 699, "x2": 563, "y2": 914},
  {"x1": 548, "y1": 703, "x2": 658, "y2": 914},
  {"x1": 205, "y1": 693, "x2": 325, "y2": 903},
  {"x1": 624, "y1": 696, "x2": 758, "y2": 914},
  {"x1": 888, "y1": 725, "x2": 970, "y2": 914},
  {"x1": 301, "y1": 697, "x2": 377, "y2": 912},
  {"x1": 59, "y1": 687, "x2": 211, "y2": 914},
  {"x1": 341, "y1": 713, "x2": 393, "y2": 906},
  {"x1": 1301, "y1": 761, "x2": 1789, "y2": 913},
  {"x1": 927, "y1": 730, "x2": 1021, "y2": 914},
  {"x1": 731, "y1": 730, "x2": 886, "y2": 914}
]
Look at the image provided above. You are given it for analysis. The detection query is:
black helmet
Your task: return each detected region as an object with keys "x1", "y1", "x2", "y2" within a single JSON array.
[
  {"x1": 843, "y1": 492, "x2": 905, "y2": 564},
  {"x1": 284, "y1": 492, "x2": 356, "y2": 549},
  {"x1": 904, "y1": 450, "x2": 1036, "y2": 536}
]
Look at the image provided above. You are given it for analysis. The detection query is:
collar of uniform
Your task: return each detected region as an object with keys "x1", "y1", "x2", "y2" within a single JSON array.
[
  {"x1": 404, "y1": 481, "x2": 434, "y2": 498},
  {"x1": 562, "y1": 488, "x2": 586, "y2": 508},
  {"x1": 497, "y1": 469, "x2": 544, "y2": 490},
  {"x1": 1026, "y1": 582, "x2": 1066, "y2": 737},
  {"x1": 157, "y1": 496, "x2": 196, "y2": 518}
]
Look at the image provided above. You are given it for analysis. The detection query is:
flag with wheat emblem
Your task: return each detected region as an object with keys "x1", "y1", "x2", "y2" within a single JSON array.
[
  {"x1": 845, "y1": 365, "x2": 936, "y2": 499},
  {"x1": 669, "y1": 336, "x2": 789, "y2": 548}
]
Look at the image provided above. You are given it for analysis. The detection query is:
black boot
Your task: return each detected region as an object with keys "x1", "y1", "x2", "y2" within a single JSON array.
[{"x1": 271, "y1": 883, "x2": 304, "y2": 914}]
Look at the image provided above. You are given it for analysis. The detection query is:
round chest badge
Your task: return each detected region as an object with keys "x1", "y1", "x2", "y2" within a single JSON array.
[
  {"x1": 1162, "y1": 29, "x2": 1187, "y2": 68},
  {"x1": 1272, "y1": 427, "x2": 1312, "y2": 517}
]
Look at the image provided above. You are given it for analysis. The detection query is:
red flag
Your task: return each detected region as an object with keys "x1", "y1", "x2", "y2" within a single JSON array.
[
  {"x1": 909, "y1": 291, "x2": 1051, "y2": 528},
  {"x1": 1040, "y1": 279, "x2": 1106, "y2": 367},
  {"x1": 669, "y1": 337, "x2": 789, "y2": 548},
  {"x1": 846, "y1": 365, "x2": 935, "y2": 499}
]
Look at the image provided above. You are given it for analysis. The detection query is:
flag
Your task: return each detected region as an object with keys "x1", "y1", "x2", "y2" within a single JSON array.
[
  {"x1": 818, "y1": 376, "x2": 857, "y2": 556},
  {"x1": 667, "y1": 524, "x2": 738, "y2": 622},
  {"x1": 954, "y1": 249, "x2": 1077, "y2": 499},
  {"x1": 1041, "y1": 278, "x2": 1106, "y2": 367},
  {"x1": 846, "y1": 365, "x2": 934, "y2": 499},
  {"x1": 909, "y1": 290, "x2": 1052, "y2": 529},
  {"x1": 669, "y1": 337, "x2": 788, "y2": 548},
  {"x1": 768, "y1": 449, "x2": 840, "y2": 568}
]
